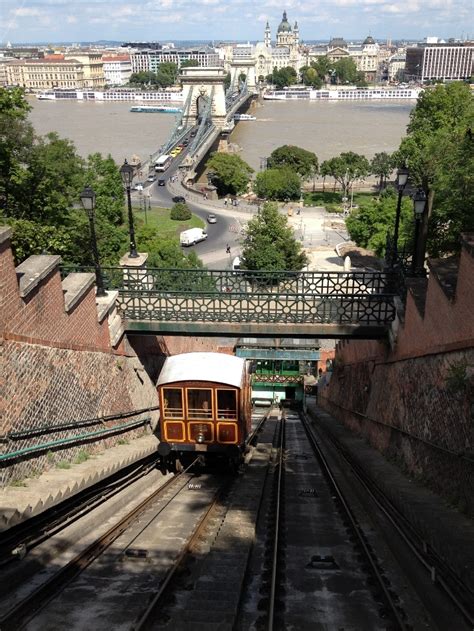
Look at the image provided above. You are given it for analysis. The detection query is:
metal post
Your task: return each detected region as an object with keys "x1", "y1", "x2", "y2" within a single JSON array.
[
  {"x1": 412, "y1": 214, "x2": 423, "y2": 276},
  {"x1": 412, "y1": 189, "x2": 426, "y2": 277},
  {"x1": 125, "y1": 184, "x2": 138, "y2": 258},
  {"x1": 392, "y1": 188, "x2": 403, "y2": 267},
  {"x1": 87, "y1": 211, "x2": 107, "y2": 297},
  {"x1": 80, "y1": 186, "x2": 106, "y2": 298}
]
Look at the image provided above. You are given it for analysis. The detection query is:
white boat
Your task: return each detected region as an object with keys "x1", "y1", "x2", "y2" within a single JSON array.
[
  {"x1": 234, "y1": 113, "x2": 256, "y2": 120},
  {"x1": 130, "y1": 105, "x2": 182, "y2": 113},
  {"x1": 35, "y1": 88, "x2": 184, "y2": 103},
  {"x1": 263, "y1": 87, "x2": 421, "y2": 101}
]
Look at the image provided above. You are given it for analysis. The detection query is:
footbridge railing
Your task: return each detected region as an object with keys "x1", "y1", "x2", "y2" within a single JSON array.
[{"x1": 61, "y1": 267, "x2": 400, "y2": 332}]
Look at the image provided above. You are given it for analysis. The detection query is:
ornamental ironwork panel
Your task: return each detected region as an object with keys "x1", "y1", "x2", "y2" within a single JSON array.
[{"x1": 60, "y1": 266, "x2": 399, "y2": 326}]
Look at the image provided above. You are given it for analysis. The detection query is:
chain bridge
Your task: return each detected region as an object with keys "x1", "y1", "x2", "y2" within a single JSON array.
[
  {"x1": 64, "y1": 267, "x2": 403, "y2": 340},
  {"x1": 150, "y1": 64, "x2": 257, "y2": 181}
]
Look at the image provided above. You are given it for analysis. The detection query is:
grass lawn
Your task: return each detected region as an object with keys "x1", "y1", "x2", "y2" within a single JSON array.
[
  {"x1": 304, "y1": 191, "x2": 375, "y2": 212},
  {"x1": 133, "y1": 205, "x2": 204, "y2": 238}
]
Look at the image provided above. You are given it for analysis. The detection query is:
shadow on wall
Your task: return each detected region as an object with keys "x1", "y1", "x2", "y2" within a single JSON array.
[{"x1": 127, "y1": 335, "x2": 168, "y2": 384}]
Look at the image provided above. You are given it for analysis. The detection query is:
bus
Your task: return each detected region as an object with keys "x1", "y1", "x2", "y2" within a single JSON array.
[{"x1": 154, "y1": 154, "x2": 173, "y2": 172}]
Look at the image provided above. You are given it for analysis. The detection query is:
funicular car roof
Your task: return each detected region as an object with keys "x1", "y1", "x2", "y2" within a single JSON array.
[{"x1": 157, "y1": 352, "x2": 245, "y2": 388}]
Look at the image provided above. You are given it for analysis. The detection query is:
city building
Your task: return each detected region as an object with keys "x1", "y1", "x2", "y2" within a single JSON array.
[
  {"x1": 387, "y1": 53, "x2": 406, "y2": 82},
  {"x1": 64, "y1": 50, "x2": 105, "y2": 88},
  {"x1": 5, "y1": 58, "x2": 85, "y2": 90},
  {"x1": 102, "y1": 54, "x2": 132, "y2": 85},
  {"x1": 130, "y1": 46, "x2": 220, "y2": 73},
  {"x1": 405, "y1": 41, "x2": 473, "y2": 82}
]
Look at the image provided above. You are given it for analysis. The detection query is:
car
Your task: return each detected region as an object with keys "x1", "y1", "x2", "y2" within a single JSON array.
[
  {"x1": 132, "y1": 182, "x2": 143, "y2": 191},
  {"x1": 147, "y1": 174, "x2": 156, "y2": 182},
  {"x1": 207, "y1": 214, "x2": 217, "y2": 224},
  {"x1": 182, "y1": 139, "x2": 189, "y2": 146},
  {"x1": 172, "y1": 195, "x2": 185, "y2": 203},
  {"x1": 190, "y1": 130, "x2": 197, "y2": 137},
  {"x1": 158, "y1": 178, "x2": 166, "y2": 186}
]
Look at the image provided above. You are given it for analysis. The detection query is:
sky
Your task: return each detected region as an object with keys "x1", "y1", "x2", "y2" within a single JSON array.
[{"x1": 1, "y1": 0, "x2": 472, "y2": 44}]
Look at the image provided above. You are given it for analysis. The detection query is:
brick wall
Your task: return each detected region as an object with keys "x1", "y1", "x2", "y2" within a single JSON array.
[
  {"x1": 0, "y1": 340, "x2": 160, "y2": 487},
  {"x1": 320, "y1": 234, "x2": 474, "y2": 515}
]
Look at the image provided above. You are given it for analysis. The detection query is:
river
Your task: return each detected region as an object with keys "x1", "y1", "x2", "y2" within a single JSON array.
[{"x1": 28, "y1": 97, "x2": 413, "y2": 168}]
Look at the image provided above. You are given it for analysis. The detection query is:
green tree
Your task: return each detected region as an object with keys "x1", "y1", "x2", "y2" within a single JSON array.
[
  {"x1": 254, "y1": 167, "x2": 301, "y2": 201},
  {"x1": 207, "y1": 153, "x2": 253, "y2": 196},
  {"x1": 333, "y1": 58, "x2": 366, "y2": 86},
  {"x1": 300, "y1": 66, "x2": 323, "y2": 89},
  {"x1": 267, "y1": 145, "x2": 318, "y2": 181},
  {"x1": 0, "y1": 87, "x2": 34, "y2": 215},
  {"x1": 170, "y1": 202, "x2": 192, "y2": 220},
  {"x1": 370, "y1": 152, "x2": 393, "y2": 190},
  {"x1": 129, "y1": 71, "x2": 157, "y2": 86},
  {"x1": 345, "y1": 188, "x2": 413, "y2": 256},
  {"x1": 180, "y1": 59, "x2": 199, "y2": 68},
  {"x1": 241, "y1": 202, "x2": 308, "y2": 271},
  {"x1": 395, "y1": 82, "x2": 474, "y2": 256},
  {"x1": 268, "y1": 66, "x2": 297, "y2": 89},
  {"x1": 155, "y1": 63, "x2": 179, "y2": 88},
  {"x1": 320, "y1": 152, "x2": 370, "y2": 197},
  {"x1": 84, "y1": 153, "x2": 124, "y2": 225}
]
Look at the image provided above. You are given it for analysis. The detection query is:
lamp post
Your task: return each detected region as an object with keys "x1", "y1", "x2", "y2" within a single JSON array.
[
  {"x1": 412, "y1": 189, "x2": 427, "y2": 277},
  {"x1": 119, "y1": 159, "x2": 138, "y2": 258},
  {"x1": 391, "y1": 167, "x2": 409, "y2": 268},
  {"x1": 79, "y1": 185, "x2": 107, "y2": 297}
]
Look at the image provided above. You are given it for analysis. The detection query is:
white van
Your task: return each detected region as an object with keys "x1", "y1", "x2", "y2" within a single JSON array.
[
  {"x1": 232, "y1": 256, "x2": 241, "y2": 270},
  {"x1": 180, "y1": 227, "x2": 207, "y2": 247}
]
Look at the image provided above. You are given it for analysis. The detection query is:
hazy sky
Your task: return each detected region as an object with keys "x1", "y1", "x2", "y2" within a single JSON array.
[{"x1": 1, "y1": 0, "x2": 472, "y2": 44}]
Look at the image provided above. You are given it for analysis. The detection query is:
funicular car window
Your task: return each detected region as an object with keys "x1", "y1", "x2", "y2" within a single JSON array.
[
  {"x1": 217, "y1": 389, "x2": 237, "y2": 419},
  {"x1": 187, "y1": 389, "x2": 213, "y2": 419},
  {"x1": 163, "y1": 388, "x2": 183, "y2": 418}
]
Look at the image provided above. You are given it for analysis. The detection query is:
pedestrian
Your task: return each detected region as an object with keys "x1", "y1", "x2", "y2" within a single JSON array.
[
  {"x1": 204, "y1": 192, "x2": 208, "y2": 200},
  {"x1": 224, "y1": 198, "x2": 228, "y2": 206},
  {"x1": 226, "y1": 244, "x2": 231, "y2": 255}
]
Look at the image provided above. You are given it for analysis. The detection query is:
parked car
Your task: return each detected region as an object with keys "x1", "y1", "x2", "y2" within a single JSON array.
[
  {"x1": 158, "y1": 178, "x2": 166, "y2": 186},
  {"x1": 132, "y1": 182, "x2": 143, "y2": 191},
  {"x1": 207, "y1": 214, "x2": 217, "y2": 224},
  {"x1": 172, "y1": 195, "x2": 186, "y2": 203}
]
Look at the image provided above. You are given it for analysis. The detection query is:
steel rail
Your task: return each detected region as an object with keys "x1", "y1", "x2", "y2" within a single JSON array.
[
  {"x1": 268, "y1": 411, "x2": 285, "y2": 631},
  {"x1": 300, "y1": 411, "x2": 408, "y2": 631},
  {"x1": 132, "y1": 475, "x2": 234, "y2": 631},
  {"x1": 0, "y1": 454, "x2": 161, "y2": 566},
  {"x1": 0, "y1": 464, "x2": 198, "y2": 631},
  {"x1": 313, "y1": 421, "x2": 474, "y2": 627}
]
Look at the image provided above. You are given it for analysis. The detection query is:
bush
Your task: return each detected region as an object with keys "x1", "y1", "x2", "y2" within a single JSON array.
[{"x1": 170, "y1": 203, "x2": 191, "y2": 221}]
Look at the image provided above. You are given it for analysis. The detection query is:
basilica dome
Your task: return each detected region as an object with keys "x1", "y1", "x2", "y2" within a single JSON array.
[
  {"x1": 363, "y1": 35, "x2": 375, "y2": 45},
  {"x1": 277, "y1": 11, "x2": 292, "y2": 32}
]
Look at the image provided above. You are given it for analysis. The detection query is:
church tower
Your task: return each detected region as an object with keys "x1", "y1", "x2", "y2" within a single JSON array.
[
  {"x1": 293, "y1": 21, "x2": 299, "y2": 46},
  {"x1": 264, "y1": 21, "x2": 271, "y2": 48}
]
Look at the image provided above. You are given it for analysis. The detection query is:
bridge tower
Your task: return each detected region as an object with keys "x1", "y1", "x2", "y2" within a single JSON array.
[
  {"x1": 229, "y1": 58, "x2": 258, "y2": 93},
  {"x1": 179, "y1": 67, "x2": 228, "y2": 129}
]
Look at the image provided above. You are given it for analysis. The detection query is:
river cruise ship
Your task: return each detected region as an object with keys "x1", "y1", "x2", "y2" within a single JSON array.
[
  {"x1": 37, "y1": 89, "x2": 184, "y2": 102},
  {"x1": 264, "y1": 87, "x2": 421, "y2": 100}
]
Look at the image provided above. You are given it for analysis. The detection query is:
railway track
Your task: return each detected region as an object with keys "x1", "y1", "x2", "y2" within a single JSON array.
[{"x1": 309, "y1": 410, "x2": 474, "y2": 630}]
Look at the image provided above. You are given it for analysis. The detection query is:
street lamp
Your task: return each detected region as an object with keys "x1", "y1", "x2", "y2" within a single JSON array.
[
  {"x1": 412, "y1": 189, "x2": 426, "y2": 276},
  {"x1": 391, "y1": 166, "x2": 409, "y2": 268},
  {"x1": 119, "y1": 159, "x2": 138, "y2": 259},
  {"x1": 79, "y1": 185, "x2": 107, "y2": 297}
]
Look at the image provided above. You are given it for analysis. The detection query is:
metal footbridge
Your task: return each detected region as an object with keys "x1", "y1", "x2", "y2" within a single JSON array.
[{"x1": 67, "y1": 267, "x2": 402, "y2": 339}]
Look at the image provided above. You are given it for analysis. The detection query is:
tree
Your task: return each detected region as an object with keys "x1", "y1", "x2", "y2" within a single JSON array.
[
  {"x1": 267, "y1": 145, "x2": 318, "y2": 181},
  {"x1": 320, "y1": 152, "x2": 370, "y2": 197},
  {"x1": 370, "y1": 152, "x2": 393, "y2": 190},
  {"x1": 155, "y1": 62, "x2": 178, "y2": 88},
  {"x1": 0, "y1": 87, "x2": 34, "y2": 215},
  {"x1": 241, "y1": 202, "x2": 308, "y2": 271},
  {"x1": 395, "y1": 82, "x2": 474, "y2": 256},
  {"x1": 129, "y1": 71, "x2": 157, "y2": 86},
  {"x1": 268, "y1": 66, "x2": 297, "y2": 89},
  {"x1": 254, "y1": 168, "x2": 301, "y2": 201},
  {"x1": 207, "y1": 153, "x2": 253, "y2": 196},
  {"x1": 137, "y1": 225, "x2": 203, "y2": 269},
  {"x1": 345, "y1": 188, "x2": 413, "y2": 256},
  {"x1": 333, "y1": 58, "x2": 366, "y2": 86},
  {"x1": 180, "y1": 59, "x2": 199, "y2": 68},
  {"x1": 300, "y1": 66, "x2": 323, "y2": 89},
  {"x1": 170, "y1": 202, "x2": 192, "y2": 220}
]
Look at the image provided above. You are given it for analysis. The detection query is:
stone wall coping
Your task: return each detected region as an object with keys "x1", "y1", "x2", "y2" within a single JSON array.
[
  {"x1": 16, "y1": 255, "x2": 62, "y2": 298},
  {"x1": 0, "y1": 226, "x2": 12, "y2": 245},
  {"x1": 119, "y1": 252, "x2": 148, "y2": 268},
  {"x1": 62, "y1": 272, "x2": 95, "y2": 312},
  {"x1": 96, "y1": 290, "x2": 118, "y2": 323}
]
